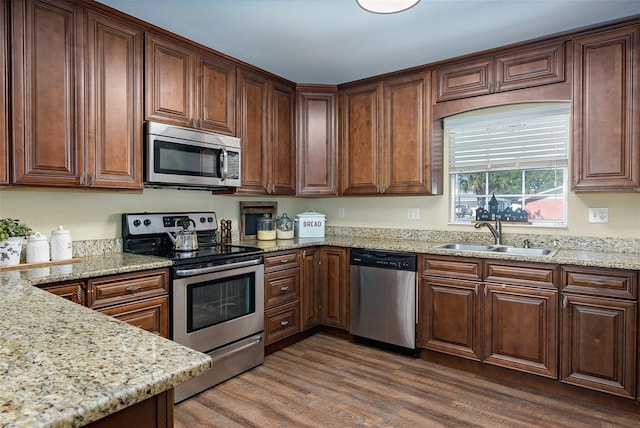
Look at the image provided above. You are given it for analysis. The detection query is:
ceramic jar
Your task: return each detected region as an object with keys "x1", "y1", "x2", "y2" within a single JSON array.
[
  {"x1": 50, "y1": 225, "x2": 73, "y2": 261},
  {"x1": 26, "y1": 232, "x2": 50, "y2": 263}
]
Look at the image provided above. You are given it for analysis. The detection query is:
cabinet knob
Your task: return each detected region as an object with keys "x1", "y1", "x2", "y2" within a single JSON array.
[{"x1": 280, "y1": 285, "x2": 289, "y2": 292}]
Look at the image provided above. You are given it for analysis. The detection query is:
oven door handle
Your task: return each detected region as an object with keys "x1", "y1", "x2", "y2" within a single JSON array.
[
  {"x1": 174, "y1": 258, "x2": 262, "y2": 277},
  {"x1": 210, "y1": 336, "x2": 263, "y2": 364}
]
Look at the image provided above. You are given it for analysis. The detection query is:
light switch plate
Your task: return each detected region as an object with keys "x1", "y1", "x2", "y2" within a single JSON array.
[
  {"x1": 408, "y1": 208, "x2": 420, "y2": 220},
  {"x1": 588, "y1": 208, "x2": 609, "y2": 223},
  {"x1": 338, "y1": 207, "x2": 345, "y2": 218}
]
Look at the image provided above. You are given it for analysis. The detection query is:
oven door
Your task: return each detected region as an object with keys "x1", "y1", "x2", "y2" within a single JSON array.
[{"x1": 172, "y1": 261, "x2": 264, "y2": 353}]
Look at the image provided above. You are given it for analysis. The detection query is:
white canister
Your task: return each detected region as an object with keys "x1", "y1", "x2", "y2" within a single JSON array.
[
  {"x1": 50, "y1": 225, "x2": 73, "y2": 261},
  {"x1": 26, "y1": 232, "x2": 50, "y2": 263}
]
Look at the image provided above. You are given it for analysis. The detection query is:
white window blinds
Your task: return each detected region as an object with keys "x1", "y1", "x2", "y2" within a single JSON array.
[{"x1": 445, "y1": 103, "x2": 570, "y2": 173}]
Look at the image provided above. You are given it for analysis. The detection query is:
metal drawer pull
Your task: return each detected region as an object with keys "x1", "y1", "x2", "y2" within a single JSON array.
[
  {"x1": 280, "y1": 259, "x2": 289, "y2": 263},
  {"x1": 280, "y1": 285, "x2": 289, "y2": 291},
  {"x1": 591, "y1": 281, "x2": 606, "y2": 286},
  {"x1": 563, "y1": 296, "x2": 568, "y2": 308},
  {"x1": 280, "y1": 320, "x2": 289, "y2": 326},
  {"x1": 126, "y1": 285, "x2": 141, "y2": 292}
]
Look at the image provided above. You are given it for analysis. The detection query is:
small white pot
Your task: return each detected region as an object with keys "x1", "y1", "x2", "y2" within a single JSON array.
[{"x1": 0, "y1": 237, "x2": 24, "y2": 266}]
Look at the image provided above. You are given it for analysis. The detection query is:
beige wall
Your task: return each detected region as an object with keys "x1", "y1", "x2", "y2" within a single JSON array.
[{"x1": 1, "y1": 186, "x2": 638, "y2": 241}]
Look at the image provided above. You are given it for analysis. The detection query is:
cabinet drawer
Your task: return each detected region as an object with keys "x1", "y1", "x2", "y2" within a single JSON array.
[
  {"x1": 484, "y1": 260, "x2": 557, "y2": 289},
  {"x1": 87, "y1": 268, "x2": 169, "y2": 309},
  {"x1": 39, "y1": 281, "x2": 85, "y2": 305},
  {"x1": 561, "y1": 266, "x2": 637, "y2": 300},
  {"x1": 264, "y1": 301, "x2": 300, "y2": 345},
  {"x1": 421, "y1": 255, "x2": 482, "y2": 281},
  {"x1": 265, "y1": 268, "x2": 300, "y2": 308},
  {"x1": 99, "y1": 295, "x2": 169, "y2": 338},
  {"x1": 264, "y1": 250, "x2": 299, "y2": 273}
]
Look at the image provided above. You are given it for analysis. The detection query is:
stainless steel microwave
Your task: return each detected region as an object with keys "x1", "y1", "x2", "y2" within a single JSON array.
[{"x1": 145, "y1": 121, "x2": 241, "y2": 189}]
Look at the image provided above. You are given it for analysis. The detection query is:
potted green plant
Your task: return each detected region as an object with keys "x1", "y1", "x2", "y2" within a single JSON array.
[{"x1": 0, "y1": 218, "x2": 33, "y2": 266}]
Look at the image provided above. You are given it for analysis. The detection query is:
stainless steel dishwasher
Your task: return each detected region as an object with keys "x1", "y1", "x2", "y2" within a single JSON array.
[{"x1": 349, "y1": 248, "x2": 417, "y2": 353}]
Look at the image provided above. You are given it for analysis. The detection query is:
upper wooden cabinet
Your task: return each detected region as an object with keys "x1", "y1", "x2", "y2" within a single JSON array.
[
  {"x1": 0, "y1": 1, "x2": 8, "y2": 186},
  {"x1": 434, "y1": 41, "x2": 566, "y2": 103},
  {"x1": 10, "y1": 0, "x2": 143, "y2": 189},
  {"x1": 572, "y1": 25, "x2": 640, "y2": 191},
  {"x1": 296, "y1": 85, "x2": 338, "y2": 196},
  {"x1": 144, "y1": 32, "x2": 236, "y2": 135},
  {"x1": 339, "y1": 71, "x2": 438, "y2": 195},
  {"x1": 236, "y1": 67, "x2": 295, "y2": 195}
]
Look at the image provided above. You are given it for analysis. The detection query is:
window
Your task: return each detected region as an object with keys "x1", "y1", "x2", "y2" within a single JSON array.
[{"x1": 446, "y1": 103, "x2": 570, "y2": 227}]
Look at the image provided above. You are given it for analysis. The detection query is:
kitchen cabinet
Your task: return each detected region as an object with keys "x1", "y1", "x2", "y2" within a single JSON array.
[
  {"x1": 320, "y1": 247, "x2": 349, "y2": 329},
  {"x1": 264, "y1": 250, "x2": 301, "y2": 345},
  {"x1": 0, "y1": 1, "x2": 8, "y2": 185},
  {"x1": 39, "y1": 268, "x2": 170, "y2": 337},
  {"x1": 571, "y1": 25, "x2": 640, "y2": 191},
  {"x1": 339, "y1": 71, "x2": 437, "y2": 195},
  {"x1": 236, "y1": 67, "x2": 296, "y2": 195},
  {"x1": 420, "y1": 255, "x2": 558, "y2": 379},
  {"x1": 144, "y1": 32, "x2": 236, "y2": 135},
  {"x1": 300, "y1": 247, "x2": 321, "y2": 330},
  {"x1": 434, "y1": 41, "x2": 566, "y2": 103},
  {"x1": 296, "y1": 85, "x2": 338, "y2": 196},
  {"x1": 419, "y1": 255, "x2": 483, "y2": 361},
  {"x1": 560, "y1": 266, "x2": 637, "y2": 398},
  {"x1": 11, "y1": 0, "x2": 143, "y2": 189}
]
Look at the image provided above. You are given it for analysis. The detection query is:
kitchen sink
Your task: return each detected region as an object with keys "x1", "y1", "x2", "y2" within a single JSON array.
[
  {"x1": 435, "y1": 243, "x2": 496, "y2": 252},
  {"x1": 434, "y1": 243, "x2": 557, "y2": 257},
  {"x1": 490, "y1": 246, "x2": 558, "y2": 257}
]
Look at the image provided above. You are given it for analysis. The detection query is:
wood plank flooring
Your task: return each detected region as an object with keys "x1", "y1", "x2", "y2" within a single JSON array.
[{"x1": 175, "y1": 334, "x2": 640, "y2": 427}]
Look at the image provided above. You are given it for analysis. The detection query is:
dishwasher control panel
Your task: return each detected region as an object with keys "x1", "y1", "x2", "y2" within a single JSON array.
[{"x1": 350, "y1": 248, "x2": 417, "y2": 272}]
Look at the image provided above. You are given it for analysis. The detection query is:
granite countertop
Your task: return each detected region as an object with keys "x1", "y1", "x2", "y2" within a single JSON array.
[
  {"x1": 246, "y1": 236, "x2": 640, "y2": 270},
  {"x1": 0, "y1": 253, "x2": 210, "y2": 428}
]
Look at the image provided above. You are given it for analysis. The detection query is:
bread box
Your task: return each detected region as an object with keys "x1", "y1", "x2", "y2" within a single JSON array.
[{"x1": 295, "y1": 210, "x2": 326, "y2": 238}]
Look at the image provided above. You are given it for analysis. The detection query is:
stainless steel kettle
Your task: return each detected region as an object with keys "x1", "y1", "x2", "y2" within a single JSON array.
[{"x1": 167, "y1": 219, "x2": 198, "y2": 251}]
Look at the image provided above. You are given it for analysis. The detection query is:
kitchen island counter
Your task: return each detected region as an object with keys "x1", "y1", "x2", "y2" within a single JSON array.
[{"x1": 0, "y1": 253, "x2": 210, "y2": 428}]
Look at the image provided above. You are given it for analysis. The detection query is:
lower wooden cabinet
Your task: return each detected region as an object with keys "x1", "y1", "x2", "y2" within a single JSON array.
[
  {"x1": 560, "y1": 266, "x2": 638, "y2": 398},
  {"x1": 320, "y1": 247, "x2": 349, "y2": 329},
  {"x1": 264, "y1": 250, "x2": 301, "y2": 345},
  {"x1": 265, "y1": 301, "x2": 300, "y2": 345},
  {"x1": 300, "y1": 247, "x2": 321, "y2": 330},
  {"x1": 420, "y1": 255, "x2": 559, "y2": 379},
  {"x1": 38, "y1": 268, "x2": 170, "y2": 338}
]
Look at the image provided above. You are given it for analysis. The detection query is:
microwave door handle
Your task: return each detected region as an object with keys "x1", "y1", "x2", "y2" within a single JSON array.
[{"x1": 219, "y1": 147, "x2": 228, "y2": 181}]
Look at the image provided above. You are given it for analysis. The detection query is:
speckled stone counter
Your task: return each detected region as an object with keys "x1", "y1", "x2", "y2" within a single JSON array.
[
  {"x1": 246, "y1": 235, "x2": 640, "y2": 270},
  {"x1": 0, "y1": 253, "x2": 211, "y2": 428}
]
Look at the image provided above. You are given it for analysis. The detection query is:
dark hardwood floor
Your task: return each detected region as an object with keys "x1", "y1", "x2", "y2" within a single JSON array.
[{"x1": 175, "y1": 334, "x2": 640, "y2": 427}]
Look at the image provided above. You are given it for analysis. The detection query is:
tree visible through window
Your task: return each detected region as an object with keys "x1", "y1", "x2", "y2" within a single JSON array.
[{"x1": 447, "y1": 103, "x2": 569, "y2": 227}]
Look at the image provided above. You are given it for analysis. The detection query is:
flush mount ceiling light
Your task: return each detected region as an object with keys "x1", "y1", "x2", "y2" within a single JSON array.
[{"x1": 357, "y1": 0, "x2": 421, "y2": 14}]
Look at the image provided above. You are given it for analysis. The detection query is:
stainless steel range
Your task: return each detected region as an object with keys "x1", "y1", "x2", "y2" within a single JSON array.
[{"x1": 122, "y1": 212, "x2": 264, "y2": 403}]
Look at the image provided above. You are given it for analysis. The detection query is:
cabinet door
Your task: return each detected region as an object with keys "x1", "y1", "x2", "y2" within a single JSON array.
[
  {"x1": 561, "y1": 294, "x2": 636, "y2": 398},
  {"x1": 419, "y1": 276, "x2": 481, "y2": 360},
  {"x1": 483, "y1": 284, "x2": 558, "y2": 378},
  {"x1": 320, "y1": 247, "x2": 349, "y2": 329},
  {"x1": 236, "y1": 67, "x2": 269, "y2": 194},
  {"x1": 198, "y1": 52, "x2": 236, "y2": 135},
  {"x1": 339, "y1": 82, "x2": 382, "y2": 195},
  {"x1": 86, "y1": 10, "x2": 143, "y2": 189},
  {"x1": 270, "y1": 81, "x2": 296, "y2": 195},
  {"x1": 296, "y1": 86, "x2": 337, "y2": 196},
  {"x1": 382, "y1": 72, "x2": 435, "y2": 195},
  {"x1": 144, "y1": 33, "x2": 195, "y2": 127},
  {"x1": 11, "y1": 0, "x2": 85, "y2": 186},
  {"x1": 434, "y1": 57, "x2": 493, "y2": 102},
  {"x1": 495, "y1": 42, "x2": 565, "y2": 93},
  {"x1": 0, "y1": 1, "x2": 8, "y2": 185},
  {"x1": 99, "y1": 295, "x2": 169, "y2": 338},
  {"x1": 300, "y1": 248, "x2": 321, "y2": 330},
  {"x1": 572, "y1": 25, "x2": 640, "y2": 191}
]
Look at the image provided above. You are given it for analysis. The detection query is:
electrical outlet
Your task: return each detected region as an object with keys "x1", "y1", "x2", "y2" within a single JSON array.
[
  {"x1": 338, "y1": 207, "x2": 345, "y2": 218},
  {"x1": 408, "y1": 208, "x2": 420, "y2": 220},
  {"x1": 588, "y1": 207, "x2": 609, "y2": 223}
]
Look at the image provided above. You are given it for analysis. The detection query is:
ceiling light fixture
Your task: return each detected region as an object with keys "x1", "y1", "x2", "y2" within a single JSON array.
[{"x1": 356, "y1": 0, "x2": 420, "y2": 14}]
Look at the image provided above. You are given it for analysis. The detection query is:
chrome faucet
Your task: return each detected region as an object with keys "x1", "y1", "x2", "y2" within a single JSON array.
[{"x1": 474, "y1": 219, "x2": 502, "y2": 245}]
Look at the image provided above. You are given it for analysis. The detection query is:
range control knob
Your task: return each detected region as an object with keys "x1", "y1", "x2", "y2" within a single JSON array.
[
  {"x1": 200, "y1": 217, "x2": 206, "y2": 223},
  {"x1": 207, "y1": 217, "x2": 214, "y2": 223},
  {"x1": 133, "y1": 219, "x2": 141, "y2": 227},
  {"x1": 143, "y1": 219, "x2": 151, "y2": 227}
]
